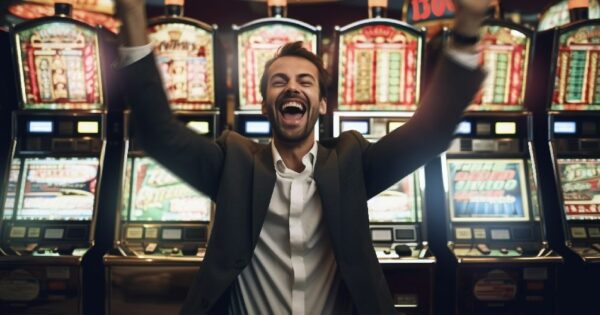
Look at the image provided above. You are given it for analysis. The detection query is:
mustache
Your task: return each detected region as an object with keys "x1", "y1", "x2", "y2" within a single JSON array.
[{"x1": 275, "y1": 89, "x2": 309, "y2": 109}]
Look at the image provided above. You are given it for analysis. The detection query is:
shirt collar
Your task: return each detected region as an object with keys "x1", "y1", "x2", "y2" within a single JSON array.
[{"x1": 271, "y1": 141, "x2": 318, "y2": 176}]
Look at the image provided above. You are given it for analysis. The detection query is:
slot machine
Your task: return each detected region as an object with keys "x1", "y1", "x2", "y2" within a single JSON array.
[
  {"x1": 232, "y1": 0, "x2": 320, "y2": 142},
  {"x1": 532, "y1": 17, "x2": 600, "y2": 314},
  {"x1": 0, "y1": 2, "x2": 111, "y2": 314},
  {"x1": 103, "y1": 1, "x2": 221, "y2": 314},
  {"x1": 441, "y1": 20, "x2": 563, "y2": 315},
  {"x1": 0, "y1": 27, "x2": 15, "y2": 203},
  {"x1": 331, "y1": 1, "x2": 432, "y2": 313}
]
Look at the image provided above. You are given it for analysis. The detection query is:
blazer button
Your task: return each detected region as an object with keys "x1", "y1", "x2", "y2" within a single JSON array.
[{"x1": 234, "y1": 258, "x2": 246, "y2": 269}]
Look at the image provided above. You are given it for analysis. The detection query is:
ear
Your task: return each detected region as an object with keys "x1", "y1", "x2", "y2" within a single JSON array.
[
  {"x1": 318, "y1": 98, "x2": 327, "y2": 115},
  {"x1": 261, "y1": 100, "x2": 268, "y2": 116}
]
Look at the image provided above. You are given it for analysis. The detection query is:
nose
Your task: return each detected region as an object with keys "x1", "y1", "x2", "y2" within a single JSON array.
[{"x1": 283, "y1": 84, "x2": 301, "y2": 97}]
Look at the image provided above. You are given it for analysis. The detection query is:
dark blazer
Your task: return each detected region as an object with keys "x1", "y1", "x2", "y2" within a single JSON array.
[{"x1": 122, "y1": 53, "x2": 485, "y2": 314}]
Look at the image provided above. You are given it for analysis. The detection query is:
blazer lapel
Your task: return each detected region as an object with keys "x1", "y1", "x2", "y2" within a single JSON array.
[
  {"x1": 314, "y1": 144, "x2": 342, "y2": 249},
  {"x1": 251, "y1": 145, "x2": 276, "y2": 243}
]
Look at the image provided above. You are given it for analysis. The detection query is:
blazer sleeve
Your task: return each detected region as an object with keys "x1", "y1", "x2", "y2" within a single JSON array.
[
  {"x1": 359, "y1": 54, "x2": 486, "y2": 198},
  {"x1": 120, "y1": 53, "x2": 224, "y2": 200}
]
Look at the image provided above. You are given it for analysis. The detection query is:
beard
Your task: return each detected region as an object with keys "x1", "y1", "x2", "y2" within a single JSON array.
[{"x1": 266, "y1": 90, "x2": 319, "y2": 145}]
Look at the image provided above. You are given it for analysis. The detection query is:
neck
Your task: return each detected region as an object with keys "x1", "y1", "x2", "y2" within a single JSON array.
[{"x1": 273, "y1": 134, "x2": 315, "y2": 172}]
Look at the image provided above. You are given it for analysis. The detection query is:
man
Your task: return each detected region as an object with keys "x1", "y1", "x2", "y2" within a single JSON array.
[{"x1": 116, "y1": 0, "x2": 488, "y2": 313}]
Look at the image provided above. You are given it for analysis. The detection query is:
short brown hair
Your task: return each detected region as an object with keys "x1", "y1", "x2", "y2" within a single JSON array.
[{"x1": 259, "y1": 41, "x2": 329, "y2": 100}]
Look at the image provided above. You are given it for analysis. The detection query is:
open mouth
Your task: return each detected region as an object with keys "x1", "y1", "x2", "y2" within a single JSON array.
[{"x1": 279, "y1": 100, "x2": 307, "y2": 121}]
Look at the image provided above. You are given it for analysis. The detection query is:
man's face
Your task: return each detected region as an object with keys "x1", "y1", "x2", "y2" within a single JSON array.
[{"x1": 262, "y1": 56, "x2": 326, "y2": 144}]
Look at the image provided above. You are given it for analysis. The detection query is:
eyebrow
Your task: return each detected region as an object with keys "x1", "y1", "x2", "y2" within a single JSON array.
[{"x1": 270, "y1": 73, "x2": 316, "y2": 81}]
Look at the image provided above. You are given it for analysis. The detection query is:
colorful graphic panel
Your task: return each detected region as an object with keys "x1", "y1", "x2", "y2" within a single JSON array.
[
  {"x1": 2, "y1": 160, "x2": 22, "y2": 219},
  {"x1": 538, "y1": 0, "x2": 600, "y2": 31},
  {"x1": 557, "y1": 159, "x2": 600, "y2": 220},
  {"x1": 368, "y1": 172, "x2": 420, "y2": 223},
  {"x1": 237, "y1": 23, "x2": 317, "y2": 110},
  {"x1": 338, "y1": 25, "x2": 422, "y2": 111},
  {"x1": 16, "y1": 158, "x2": 98, "y2": 221},
  {"x1": 15, "y1": 22, "x2": 103, "y2": 110},
  {"x1": 471, "y1": 25, "x2": 530, "y2": 111},
  {"x1": 447, "y1": 159, "x2": 530, "y2": 222},
  {"x1": 127, "y1": 157, "x2": 211, "y2": 222},
  {"x1": 552, "y1": 25, "x2": 600, "y2": 110},
  {"x1": 149, "y1": 23, "x2": 215, "y2": 110}
]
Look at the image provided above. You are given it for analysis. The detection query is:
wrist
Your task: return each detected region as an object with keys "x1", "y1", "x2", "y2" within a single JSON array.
[{"x1": 119, "y1": 9, "x2": 149, "y2": 47}]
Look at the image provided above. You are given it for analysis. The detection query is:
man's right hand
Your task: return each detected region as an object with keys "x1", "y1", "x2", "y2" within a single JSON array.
[{"x1": 116, "y1": 0, "x2": 150, "y2": 47}]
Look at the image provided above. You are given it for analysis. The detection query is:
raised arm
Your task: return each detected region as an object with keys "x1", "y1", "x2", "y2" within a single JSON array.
[
  {"x1": 360, "y1": 0, "x2": 489, "y2": 198},
  {"x1": 116, "y1": 0, "x2": 224, "y2": 199}
]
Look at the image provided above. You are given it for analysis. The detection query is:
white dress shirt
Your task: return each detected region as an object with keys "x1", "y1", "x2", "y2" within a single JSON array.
[{"x1": 229, "y1": 142, "x2": 340, "y2": 315}]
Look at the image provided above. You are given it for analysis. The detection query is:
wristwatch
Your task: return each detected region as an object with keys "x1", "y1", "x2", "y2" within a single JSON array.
[{"x1": 451, "y1": 31, "x2": 480, "y2": 45}]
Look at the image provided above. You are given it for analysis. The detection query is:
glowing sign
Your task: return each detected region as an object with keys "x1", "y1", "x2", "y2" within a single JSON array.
[
  {"x1": 558, "y1": 159, "x2": 600, "y2": 220},
  {"x1": 447, "y1": 159, "x2": 530, "y2": 222},
  {"x1": 237, "y1": 23, "x2": 317, "y2": 110},
  {"x1": 406, "y1": 0, "x2": 455, "y2": 24},
  {"x1": 15, "y1": 22, "x2": 103, "y2": 110},
  {"x1": 149, "y1": 23, "x2": 215, "y2": 110},
  {"x1": 338, "y1": 24, "x2": 422, "y2": 111},
  {"x1": 551, "y1": 25, "x2": 600, "y2": 111}
]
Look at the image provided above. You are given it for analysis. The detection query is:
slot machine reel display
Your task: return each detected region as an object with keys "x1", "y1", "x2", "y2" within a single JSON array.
[
  {"x1": 544, "y1": 20, "x2": 600, "y2": 261},
  {"x1": 442, "y1": 21, "x2": 562, "y2": 315},
  {"x1": 232, "y1": 0, "x2": 320, "y2": 140},
  {"x1": 332, "y1": 7, "x2": 433, "y2": 313},
  {"x1": 0, "y1": 5, "x2": 108, "y2": 314},
  {"x1": 103, "y1": 1, "x2": 219, "y2": 314}
]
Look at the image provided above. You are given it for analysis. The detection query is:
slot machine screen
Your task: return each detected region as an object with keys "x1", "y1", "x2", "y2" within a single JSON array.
[
  {"x1": 338, "y1": 24, "x2": 422, "y2": 111},
  {"x1": 149, "y1": 23, "x2": 215, "y2": 110},
  {"x1": 472, "y1": 25, "x2": 530, "y2": 111},
  {"x1": 125, "y1": 157, "x2": 211, "y2": 222},
  {"x1": 15, "y1": 21, "x2": 103, "y2": 110},
  {"x1": 15, "y1": 157, "x2": 98, "y2": 221},
  {"x1": 447, "y1": 159, "x2": 530, "y2": 222},
  {"x1": 237, "y1": 24, "x2": 317, "y2": 110},
  {"x1": 368, "y1": 173, "x2": 419, "y2": 223},
  {"x1": 551, "y1": 24, "x2": 600, "y2": 111},
  {"x1": 557, "y1": 159, "x2": 600, "y2": 220},
  {"x1": 2, "y1": 160, "x2": 22, "y2": 219}
]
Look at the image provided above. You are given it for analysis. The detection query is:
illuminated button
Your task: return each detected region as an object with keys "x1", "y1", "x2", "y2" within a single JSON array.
[
  {"x1": 495, "y1": 122, "x2": 516, "y2": 135},
  {"x1": 77, "y1": 121, "x2": 99, "y2": 134}
]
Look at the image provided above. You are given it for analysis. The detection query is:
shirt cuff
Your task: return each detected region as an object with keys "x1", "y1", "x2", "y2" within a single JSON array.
[
  {"x1": 445, "y1": 47, "x2": 480, "y2": 70},
  {"x1": 118, "y1": 43, "x2": 154, "y2": 67}
]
